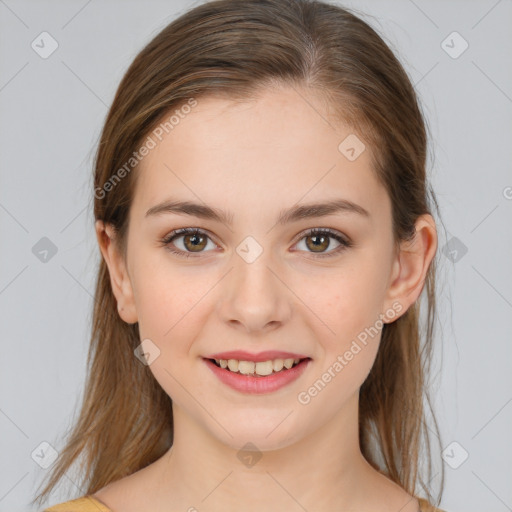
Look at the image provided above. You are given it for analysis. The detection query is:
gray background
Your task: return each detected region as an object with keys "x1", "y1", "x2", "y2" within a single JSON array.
[{"x1": 1, "y1": 1, "x2": 511, "y2": 511}]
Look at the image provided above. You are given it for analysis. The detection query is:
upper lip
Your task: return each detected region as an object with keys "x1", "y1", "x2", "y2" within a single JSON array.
[{"x1": 205, "y1": 350, "x2": 310, "y2": 362}]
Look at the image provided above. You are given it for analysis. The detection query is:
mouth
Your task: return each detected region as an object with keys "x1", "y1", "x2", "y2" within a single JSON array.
[
  {"x1": 204, "y1": 356, "x2": 312, "y2": 377},
  {"x1": 203, "y1": 356, "x2": 312, "y2": 394}
]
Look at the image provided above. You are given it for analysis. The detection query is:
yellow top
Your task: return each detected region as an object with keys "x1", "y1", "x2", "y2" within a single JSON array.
[
  {"x1": 43, "y1": 496, "x2": 110, "y2": 511},
  {"x1": 43, "y1": 495, "x2": 446, "y2": 511}
]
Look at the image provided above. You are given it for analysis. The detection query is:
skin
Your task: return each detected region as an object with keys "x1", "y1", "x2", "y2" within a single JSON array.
[{"x1": 93, "y1": 85, "x2": 437, "y2": 512}]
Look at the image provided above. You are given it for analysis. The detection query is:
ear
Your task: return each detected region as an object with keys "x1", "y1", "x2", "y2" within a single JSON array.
[
  {"x1": 382, "y1": 214, "x2": 438, "y2": 322},
  {"x1": 95, "y1": 220, "x2": 138, "y2": 324}
]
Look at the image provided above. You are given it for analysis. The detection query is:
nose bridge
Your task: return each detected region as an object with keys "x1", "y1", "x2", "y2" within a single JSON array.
[
  {"x1": 218, "y1": 234, "x2": 290, "y2": 332},
  {"x1": 232, "y1": 234, "x2": 281, "y2": 302}
]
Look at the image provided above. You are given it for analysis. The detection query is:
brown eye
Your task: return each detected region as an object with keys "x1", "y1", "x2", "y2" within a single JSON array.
[
  {"x1": 295, "y1": 228, "x2": 351, "y2": 258},
  {"x1": 161, "y1": 228, "x2": 216, "y2": 258},
  {"x1": 182, "y1": 231, "x2": 208, "y2": 252},
  {"x1": 305, "y1": 232, "x2": 330, "y2": 252}
]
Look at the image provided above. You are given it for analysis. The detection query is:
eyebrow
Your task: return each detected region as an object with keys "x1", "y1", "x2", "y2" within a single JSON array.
[{"x1": 145, "y1": 197, "x2": 370, "y2": 225}]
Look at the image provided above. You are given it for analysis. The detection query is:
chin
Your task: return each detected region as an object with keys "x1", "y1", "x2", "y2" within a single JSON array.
[{"x1": 210, "y1": 418, "x2": 304, "y2": 453}]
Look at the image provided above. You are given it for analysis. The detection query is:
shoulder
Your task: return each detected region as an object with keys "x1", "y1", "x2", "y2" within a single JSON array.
[
  {"x1": 43, "y1": 495, "x2": 112, "y2": 512},
  {"x1": 418, "y1": 497, "x2": 448, "y2": 512}
]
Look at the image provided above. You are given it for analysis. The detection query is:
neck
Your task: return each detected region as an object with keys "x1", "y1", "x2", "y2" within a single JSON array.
[{"x1": 151, "y1": 392, "x2": 387, "y2": 511}]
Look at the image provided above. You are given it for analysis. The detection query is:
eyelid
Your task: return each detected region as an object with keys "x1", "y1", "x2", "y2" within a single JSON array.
[{"x1": 293, "y1": 226, "x2": 349, "y2": 244}]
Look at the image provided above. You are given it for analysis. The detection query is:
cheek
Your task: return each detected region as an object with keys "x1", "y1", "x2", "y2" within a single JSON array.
[
  {"x1": 133, "y1": 270, "x2": 213, "y2": 401},
  {"x1": 299, "y1": 277, "x2": 384, "y2": 409},
  {"x1": 296, "y1": 262, "x2": 385, "y2": 331},
  {"x1": 294, "y1": 263, "x2": 385, "y2": 373},
  {"x1": 132, "y1": 260, "x2": 211, "y2": 349}
]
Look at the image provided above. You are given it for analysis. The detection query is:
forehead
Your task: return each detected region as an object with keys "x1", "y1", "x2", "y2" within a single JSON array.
[{"x1": 131, "y1": 86, "x2": 390, "y2": 226}]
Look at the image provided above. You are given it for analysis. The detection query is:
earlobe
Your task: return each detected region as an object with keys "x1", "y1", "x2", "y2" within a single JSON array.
[
  {"x1": 95, "y1": 220, "x2": 138, "y2": 324},
  {"x1": 383, "y1": 214, "x2": 437, "y2": 321}
]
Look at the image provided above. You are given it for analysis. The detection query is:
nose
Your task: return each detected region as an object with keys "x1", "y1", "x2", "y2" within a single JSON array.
[{"x1": 216, "y1": 248, "x2": 292, "y2": 335}]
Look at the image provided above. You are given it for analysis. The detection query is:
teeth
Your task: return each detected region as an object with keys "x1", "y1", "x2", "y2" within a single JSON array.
[
  {"x1": 238, "y1": 360, "x2": 255, "y2": 375},
  {"x1": 227, "y1": 359, "x2": 239, "y2": 372},
  {"x1": 284, "y1": 358, "x2": 295, "y2": 369},
  {"x1": 256, "y1": 361, "x2": 274, "y2": 375},
  {"x1": 215, "y1": 357, "x2": 303, "y2": 376},
  {"x1": 273, "y1": 358, "x2": 284, "y2": 372}
]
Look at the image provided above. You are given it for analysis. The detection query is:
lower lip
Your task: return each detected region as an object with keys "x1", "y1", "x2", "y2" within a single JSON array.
[{"x1": 203, "y1": 358, "x2": 311, "y2": 394}]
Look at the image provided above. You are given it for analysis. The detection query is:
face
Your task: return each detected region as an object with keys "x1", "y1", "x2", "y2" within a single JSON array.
[{"x1": 97, "y1": 85, "x2": 435, "y2": 452}]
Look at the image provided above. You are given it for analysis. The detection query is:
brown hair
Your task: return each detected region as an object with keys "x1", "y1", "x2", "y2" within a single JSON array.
[{"x1": 34, "y1": 0, "x2": 446, "y2": 507}]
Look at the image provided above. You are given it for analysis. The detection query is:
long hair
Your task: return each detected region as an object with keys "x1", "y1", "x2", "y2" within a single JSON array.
[{"x1": 34, "y1": 0, "x2": 445, "y2": 507}]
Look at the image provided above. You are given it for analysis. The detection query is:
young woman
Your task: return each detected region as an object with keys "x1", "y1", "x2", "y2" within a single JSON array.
[{"x1": 35, "y1": 0, "x2": 448, "y2": 510}]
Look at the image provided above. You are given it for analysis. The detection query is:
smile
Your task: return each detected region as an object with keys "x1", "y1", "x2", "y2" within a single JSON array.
[
  {"x1": 211, "y1": 357, "x2": 304, "y2": 376},
  {"x1": 203, "y1": 357, "x2": 311, "y2": 394}
]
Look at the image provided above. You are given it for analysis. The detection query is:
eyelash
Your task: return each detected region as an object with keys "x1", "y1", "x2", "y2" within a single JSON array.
[{"x1": 160, "y1": 227, "x2": 352, "y2": 259}]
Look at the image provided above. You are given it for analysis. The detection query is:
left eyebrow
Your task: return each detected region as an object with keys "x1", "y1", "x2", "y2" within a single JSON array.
[{"x1": 145, "y1": 197, "x2": 370, "y2": 226}]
